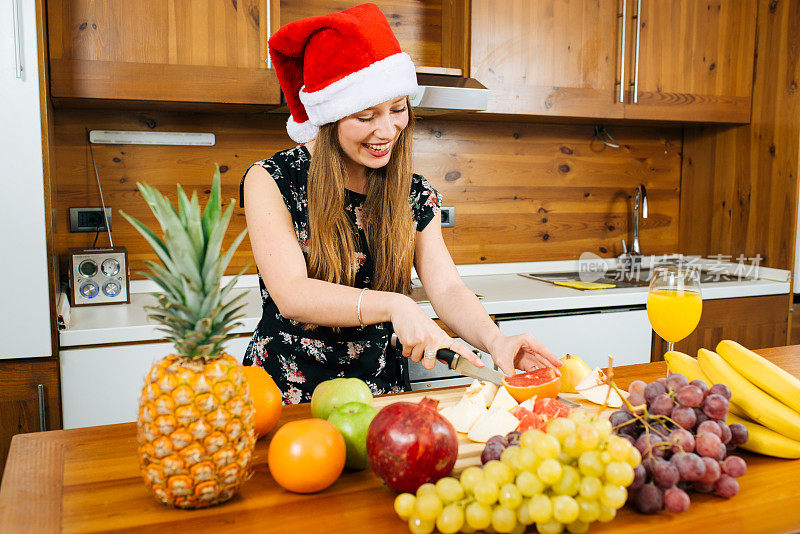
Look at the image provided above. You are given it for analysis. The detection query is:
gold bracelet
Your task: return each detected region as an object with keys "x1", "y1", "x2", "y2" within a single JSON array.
[{"x1": 356, "y1": 288, "x2": 368, "y2": 327}]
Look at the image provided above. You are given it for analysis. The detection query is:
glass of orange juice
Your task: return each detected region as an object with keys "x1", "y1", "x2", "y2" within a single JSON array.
[{"x1": 647, "y1": 266, "x2": 702, "y2": 359}]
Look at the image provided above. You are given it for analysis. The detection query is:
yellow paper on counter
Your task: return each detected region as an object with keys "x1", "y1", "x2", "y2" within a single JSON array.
[{"x1": 553, "y1": 281, "x2": 616, "y2": 290}]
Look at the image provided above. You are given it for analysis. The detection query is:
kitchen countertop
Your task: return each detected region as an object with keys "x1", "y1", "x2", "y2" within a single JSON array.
[
  {"x1": 59, "y1": 257, "x2": 791, "y2": 348},
  {"x1": 2, "y1": 346, "x2": 799, "y2": 533}
]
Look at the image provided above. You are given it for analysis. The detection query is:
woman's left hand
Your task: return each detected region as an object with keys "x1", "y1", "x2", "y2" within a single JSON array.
[{"x1": 488, "y1": 334, "x2": 562, "y2": 377}]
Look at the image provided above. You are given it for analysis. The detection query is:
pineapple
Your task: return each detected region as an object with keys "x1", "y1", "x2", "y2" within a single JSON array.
[{"x1": 120, "y1": 167, "x2": 254, "y2": 509}]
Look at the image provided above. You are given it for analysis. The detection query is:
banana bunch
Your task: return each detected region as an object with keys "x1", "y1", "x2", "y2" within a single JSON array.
[{"x1": 664, "y1": 341, "x2": 800, "y2": 459}]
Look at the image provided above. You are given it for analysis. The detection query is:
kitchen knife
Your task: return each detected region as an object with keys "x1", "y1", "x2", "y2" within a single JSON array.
[{"x1": 389, "y1": 334, "x2": 581, "y2": 407}]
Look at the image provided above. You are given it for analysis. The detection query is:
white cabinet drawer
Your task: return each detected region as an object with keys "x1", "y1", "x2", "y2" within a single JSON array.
[
  {"x1": 497, "y1": 308, "x2": 652, "y2": 370},
  {"x1": 60, "y1": 337, "x2": 252, "y2": 429}
]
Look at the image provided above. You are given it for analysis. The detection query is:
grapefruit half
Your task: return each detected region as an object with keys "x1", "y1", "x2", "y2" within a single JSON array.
[{"x1": 502, "y1": 367, "x2": 561, "y2": 403}]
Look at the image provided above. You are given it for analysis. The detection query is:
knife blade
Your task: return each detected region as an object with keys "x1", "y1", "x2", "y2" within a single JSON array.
[
  {"x1": 390, "y1": 333, "x2": 505, "y2": 385},
  {"x1": 389, "y1": 334, "x2": 582, "y2": 407}
]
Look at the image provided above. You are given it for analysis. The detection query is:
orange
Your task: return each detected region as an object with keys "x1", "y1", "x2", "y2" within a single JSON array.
[
  {"x1": 241, "y1": 366, "x2": 283, "y2": 438},
  {"x1": 502, "y1": 367, "x2": 562, "y2": 402},
  {"x1": 267, "y1": 419, "x2": 346, "y2": 493}
]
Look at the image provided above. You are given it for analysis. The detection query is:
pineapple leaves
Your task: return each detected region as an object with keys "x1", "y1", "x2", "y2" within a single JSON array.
[
  {"x1": 137, "y1": 182, "x2": 204, "y2": 289},
  {"x1": 122, "y1": 167, "x2": 252, "y2": 358},
  {"x1": 213, "y1": 228, "x2": 249, "y2": 287},
  {"x1": 200, "y1": 200, "x2": 235, "y2": 290},
  {"x1": 118, "y1": 210, "x2": 178, "y2": 274},
  {"x1": 177, "y1": 185, "x2": 205, "y2": 260},
  {"x1": 201, "y1": 166, "x2": 222, "y2": 242}
]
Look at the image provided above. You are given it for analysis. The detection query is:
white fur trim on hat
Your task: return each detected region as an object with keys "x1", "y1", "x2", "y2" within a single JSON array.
[
  {"x1": 299, "y1": 53, "x2": 419, "y2": 126},
  {"x1": 286, "y1": 115, "x2": 320, "y2": 144}
]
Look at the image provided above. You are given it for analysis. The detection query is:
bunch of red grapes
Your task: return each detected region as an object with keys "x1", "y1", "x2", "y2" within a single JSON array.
[{"x1": 609, "y1": 373, "x2": 749, "y2": 514}]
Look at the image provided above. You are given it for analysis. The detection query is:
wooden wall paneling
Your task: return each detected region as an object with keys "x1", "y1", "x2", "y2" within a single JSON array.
[
  {"x1": 50, "y1": 109, "x2": 292, "y2": 279},
  {"x1": 470, "y1": 0, "x2": 623, "y2": 118},
  {"x1": 47, "y1": 0, "x2": 281, "y2": 104},
  {"x1": 679, "y1": 0, "x2": 800, "y2": 270},
  {"x1": 51, "y1": 109, "x2": 683, "y2": 278},
  {"x1": 279, "y1": 0, "x2": 444, "y2": 69},
  {"x1": 651, "y1": 295, "x2": 789, "y2": 361},
  {"x1": 624, "y1": 0, "x2": 757, "y2": 123},
  {"x1": 413, "y1": 120, "x2": 682, "y2": 264}
]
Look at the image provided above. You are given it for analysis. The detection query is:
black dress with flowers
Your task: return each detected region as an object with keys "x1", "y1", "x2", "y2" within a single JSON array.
[{"x1": 239, "y1": 145, "x2": 442, "y2": 404}]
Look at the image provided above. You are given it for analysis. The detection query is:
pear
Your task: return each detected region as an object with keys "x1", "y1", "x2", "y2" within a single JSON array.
[{"x1": 559, "y1": 354, "x2": 592, "y2": 393}]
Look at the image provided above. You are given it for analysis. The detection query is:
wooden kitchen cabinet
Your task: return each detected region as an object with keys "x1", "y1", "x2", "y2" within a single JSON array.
[
  {"x1": 0, "y1": 358, "x2": 61, "y2": 479},
  {"x1": 281, "y1": 0, "x2": 470, "y2": 75},
  {"x1": 470, "y1": 0, "x2": 756, "y2": 123},
  {"x1": 623, "y1": 0, "x2": 757, "y2": 123},
  {"x1": 470, "y1": 0, "x2": 624, "y2": 118},
  {"x1": 47, "y1": 0, "x2": 282, "y2": 106},
  {"x1": 651, "y1": 295, "x2": 789, "y2": 361}
]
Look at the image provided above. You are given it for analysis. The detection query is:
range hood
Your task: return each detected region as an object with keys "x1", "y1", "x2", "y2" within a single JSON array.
[{"x1": 410, "y1": 73, "x2": 489, "y2": 112}]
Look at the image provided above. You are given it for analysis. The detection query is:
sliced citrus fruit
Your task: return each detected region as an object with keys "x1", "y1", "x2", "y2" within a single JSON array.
[{"x1": 502, "y1": 367, "x2": 561, "y2": 403}]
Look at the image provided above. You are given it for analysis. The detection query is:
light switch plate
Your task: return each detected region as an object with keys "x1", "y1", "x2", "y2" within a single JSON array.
[{"x1": 441, "y1": 206, "x2": 455, "y2": 227}]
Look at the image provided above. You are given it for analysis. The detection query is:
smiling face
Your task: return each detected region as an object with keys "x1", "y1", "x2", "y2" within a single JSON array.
[{"x1": 336, "y1": 96, "x2": 410, "y2": 171}]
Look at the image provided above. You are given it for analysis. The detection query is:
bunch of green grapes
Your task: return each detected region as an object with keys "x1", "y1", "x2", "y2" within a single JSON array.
[{"x1": 392, "y1": 412, "x2": 641, "y2": 534}]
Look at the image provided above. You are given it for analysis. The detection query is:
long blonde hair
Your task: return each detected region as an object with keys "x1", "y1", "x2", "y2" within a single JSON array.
[{"x1": 306, "y1": 105, "x2": 416, "y2": 300}]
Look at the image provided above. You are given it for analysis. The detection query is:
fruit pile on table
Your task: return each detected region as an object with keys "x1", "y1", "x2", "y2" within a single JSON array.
[{"x1": 134, "y1": 338, "x2": 800, "y2": 534}]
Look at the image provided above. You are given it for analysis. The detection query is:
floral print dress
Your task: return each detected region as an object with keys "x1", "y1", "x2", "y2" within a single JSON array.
[{"x1": 239, "y1": 145, "x2": 442, "y2": 404}]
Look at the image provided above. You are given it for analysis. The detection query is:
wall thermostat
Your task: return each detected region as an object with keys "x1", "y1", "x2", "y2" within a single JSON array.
[{"x1": 68, "y1": 247, "x2": 130, "y2": 306}]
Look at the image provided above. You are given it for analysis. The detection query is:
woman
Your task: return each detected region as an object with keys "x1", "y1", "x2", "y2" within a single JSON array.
[{"x1": 241, "y1": 3, "x2": 560, "y2": 404}]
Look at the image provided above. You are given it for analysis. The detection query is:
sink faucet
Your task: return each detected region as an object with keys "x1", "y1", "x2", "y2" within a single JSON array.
[
  {"x1": 619, "y1": 184, "x2": 648, "y2": 270},
  {"x1": 632, "y1": 183, "x2": 648, "y2": 256}
]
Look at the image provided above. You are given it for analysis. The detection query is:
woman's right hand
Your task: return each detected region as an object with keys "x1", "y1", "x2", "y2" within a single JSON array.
[{"x1": 388, "y1": 294, "x2": 484, "y2": 370}]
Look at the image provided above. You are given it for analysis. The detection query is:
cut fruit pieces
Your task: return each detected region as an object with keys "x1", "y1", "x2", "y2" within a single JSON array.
[
  {"x1": 574, "y1": 368, "x2": 625, "y2": 408},
  {"x1": 489, "y1": 385, "x2": 519, "y2": 413},
  {"x1": 467, "y1": 410, "x2": 521, "y2": 443},
  {"x1": 502, "y1": 367, "x2": 561, "y2": 402},
  {"x1": 438, "y1": 393, "x2": 487, "y2": 433},
  {"x1": 465, "y1": 379, "x2": 499, "y2": 408}
]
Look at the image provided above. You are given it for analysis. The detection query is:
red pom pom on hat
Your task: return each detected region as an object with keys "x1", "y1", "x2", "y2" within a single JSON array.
[{"x1": 269, "y1": 3, "x2": 419, "y2": 143}]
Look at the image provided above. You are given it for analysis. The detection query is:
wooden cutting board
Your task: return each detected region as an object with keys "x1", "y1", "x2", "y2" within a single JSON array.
[{"x1": 372, "y1": 387, "x2": 614, "y2": 475}]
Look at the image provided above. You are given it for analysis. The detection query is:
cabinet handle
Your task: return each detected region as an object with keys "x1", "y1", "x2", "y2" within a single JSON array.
[
  {"x1": 618, "y1": 0, "x2": 626, "y2": 103},
  {"x1": 37, "y1": 384, "x2": 47, "y2": 432},
  {"x1": 12, "y1": 0, "x2": 23, "y2": 79},
  {"x1": 632, "y1": 0, "x2": 642, "y2": 104},
  {"x1": 266, "y1": 0, "x2": 272, "y2": 69}
]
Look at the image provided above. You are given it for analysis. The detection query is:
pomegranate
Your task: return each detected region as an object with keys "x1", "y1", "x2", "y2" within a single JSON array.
[{"x1": 366, "y1": 397, "x2": 458, "y2": 493}]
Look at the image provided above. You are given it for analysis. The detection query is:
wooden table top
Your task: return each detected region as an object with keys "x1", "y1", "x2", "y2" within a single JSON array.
[{"x1": 2, "y1": 346, "x2": 800, "y2": 533}]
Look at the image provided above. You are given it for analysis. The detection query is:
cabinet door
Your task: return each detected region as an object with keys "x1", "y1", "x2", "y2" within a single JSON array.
[
  {"x1": 0, "y1": 359, "x2": 61, "y2": 477},
  {"x1": 624, "y1": 0, "x2": 756, "y2": 123},
  {"x1": 60, "y1": 336, "x2": 255, "y2": 430},
  {"x1": 652, "y1": 295, "x2": 789, "y2": 360},
  {"x1": 470, "y1": 0, "x2": 623, "y2": 118},
  {"x1": 60, "y1": 343, "x2": 169, "y2": 429},
  {"x1": 280, "y1": 0, "x2": 463, "y2": 73},
  {"x1": 47, "y1": 0, "x2": 282, "y2": 105},
  {"x1": 497, "y1": 309, "x2": 652, "y2": 369}
]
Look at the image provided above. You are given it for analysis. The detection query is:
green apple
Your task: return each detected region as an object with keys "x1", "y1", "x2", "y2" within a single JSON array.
[
  {"x1": 310, "y1": 377, "x2": 373, "y2": 420},
  {"x1": 327, "y1": 401, "x2": 378, "y2": 470}
]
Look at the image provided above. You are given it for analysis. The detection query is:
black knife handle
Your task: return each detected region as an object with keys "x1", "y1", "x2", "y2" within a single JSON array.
[{"x1": 390, "y1": 334, "x2": 458, "y2": 369}]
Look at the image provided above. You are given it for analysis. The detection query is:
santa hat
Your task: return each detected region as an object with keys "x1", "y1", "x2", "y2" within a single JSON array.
[{"x1": 268, "y1": 3, "x2": 419, "y2": 143}]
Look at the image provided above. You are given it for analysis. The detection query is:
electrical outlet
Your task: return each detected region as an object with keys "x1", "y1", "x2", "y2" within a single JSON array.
[
  {"x1": 69, "y1": 207, "x2": 112, "y2": 233},
  {"x1": 441, "y1": 206, "x2": 455, "y2": 228}
]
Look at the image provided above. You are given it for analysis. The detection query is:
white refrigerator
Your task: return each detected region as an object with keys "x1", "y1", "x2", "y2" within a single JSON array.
[{"x1": 0, "y1": 0, "x2": 52, "y2": 359}]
